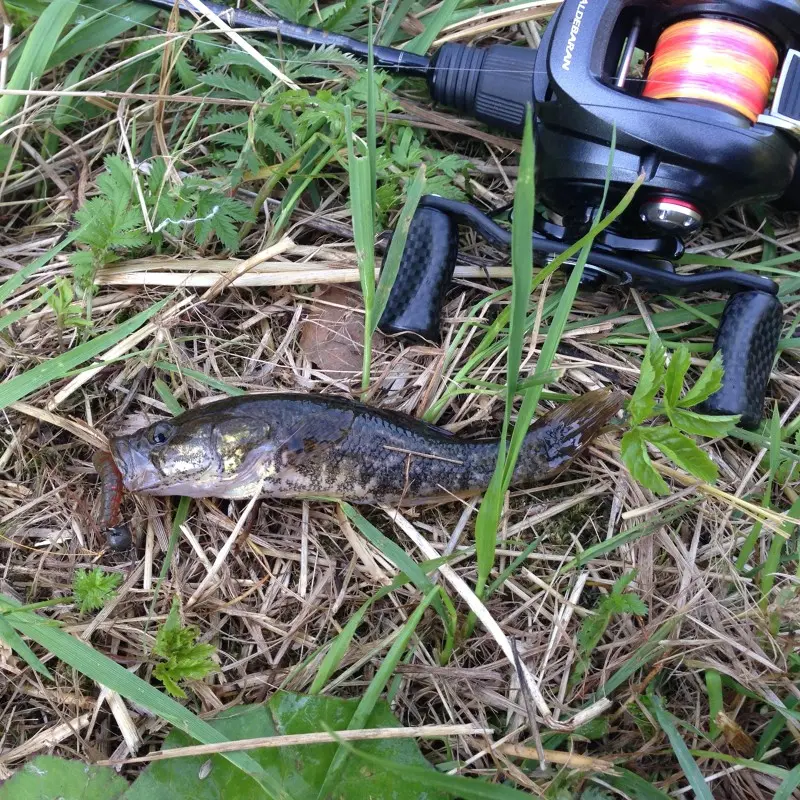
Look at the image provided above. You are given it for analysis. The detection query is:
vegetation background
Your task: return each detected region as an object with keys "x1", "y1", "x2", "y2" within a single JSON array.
[{"x1": 1, "y1": 0, "x2": 800, "y2": 797}]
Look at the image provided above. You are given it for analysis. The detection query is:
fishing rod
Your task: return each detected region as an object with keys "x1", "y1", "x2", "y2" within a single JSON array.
[{"x1": 139, "y1": 0, "x2": 800, "y2": 427}]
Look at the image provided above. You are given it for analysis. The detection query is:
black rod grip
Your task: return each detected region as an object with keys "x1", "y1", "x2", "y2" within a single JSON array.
[
  {"x1": 701, "y1": 291, "x2": 783, "y2": 428},
  {"x1": 377, "y1": 206, "x2": 459, "y2": 343}
]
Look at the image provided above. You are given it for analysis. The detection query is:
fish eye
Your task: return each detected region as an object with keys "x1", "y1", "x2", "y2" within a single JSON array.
[{"x1": 149, "y1": 421, "x2": 173, "y2": 446}]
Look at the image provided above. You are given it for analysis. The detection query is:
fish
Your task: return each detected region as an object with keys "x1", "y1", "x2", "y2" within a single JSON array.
[{"x1": 107, "y1": 389, "x2": 624, "y2": 504}]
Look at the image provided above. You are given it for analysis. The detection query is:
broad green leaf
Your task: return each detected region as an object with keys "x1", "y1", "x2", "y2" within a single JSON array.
[
  {"x1": 649, "y1": 694, "x2": 715, "y2": 800},
  {"x1": 0, "y1": 0, "x2": 78, "y2": 121},
  {"x1": 667, "y1": 408, "x2": 739, "y2": 439},
  {"x1": 0, "y1": 755, "x2": 127, "y2": 800},
  {"x1": 346, "y1": 741, "x2": 533, "y2": 799},
  {"x1": 621, "y1": 428, "x2": 669, "y2": 495},
  {"x1": 643, "y1": 425, "x2": 717, "y2": 483},
  {"x1": 628, "y1": 335, "x2": 666, "y2": 425},
  {"x1": 679, "y1": 350, "x2": 725, "y2": 408},
  {"x1": 0, "y1": 298, "x2": 169, "y2": 412},
  {"x1": 127, "y1": 694, "x2": 448, "y2": 800},
  {"x1": 663, "y1": 345, "x2": 691, "y2": 408}
]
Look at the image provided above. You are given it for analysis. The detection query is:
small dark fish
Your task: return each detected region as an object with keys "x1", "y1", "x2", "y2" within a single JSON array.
[
  {"x1": 108, "y1": 390, "x2": 623, "y2": 504},
  {"x1": 93, "y1": 450, "x2": 132, "y2": 551}
]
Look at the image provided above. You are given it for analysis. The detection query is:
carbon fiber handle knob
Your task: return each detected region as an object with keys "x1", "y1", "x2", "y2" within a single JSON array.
[
  {"x1": 701, "y1": 291, "x2": 783, "y2": 428},
  {"x1": 377, "y1": 206, "x2": 459, "y2": 343}
]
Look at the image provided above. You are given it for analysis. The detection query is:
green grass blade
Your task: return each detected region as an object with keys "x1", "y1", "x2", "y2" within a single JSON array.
[
  {"x1": 153, "y1": 378, "x2": 184, "y2": 416},
  {"x1": 342, "y1": 503, "x2": 456, "y2": 661},
  {"x1": 49, "y1": 1, "x2": 158, "y2": 69},
  {"x1": 371, "y1": 164, "x2": 426, "y2": 332},
  {"x1": 774, "y1": 764, "x2": 800, "y2": 800},
  {"x1": 0, "y1": 232, "x2": 76, "y2": 306},
  {"x1": 0, "y1": 0, "x2": 78, "y2": 121},
  {"x1": 407, "y1": 0, "x2": 461, "y2": 54},
  {"x1": 146, "y1": 496, "x2": 191, "y2": 631},
  {"x1": 308, "y1": 587, "x2": 389, "y2": 694},
  {"x1": 0, "y1": 290, "x2": 51, "y2": 333},
  {"x1": 344, "y1": 106, "x2": 376, "y2": 395},
  {"x1": 0, "y1": 297, "x2": 169, "y2": 411},
  {"x1": 0, "y1": 594, "x2": 292, "y2": 799},
  {"x1": 473, "y1": 106, "x2": 535, "y2": 601},
  {"x1": 606, "y1": 768, "x2": 673, "y2": 800},
  {"x1": 314, "y1": 587, "x2": 439, "y2": 800},
  {"x1": 155, "y1": 360, "x2": 245, "y2": 396},
  {"x1": 0, "y1": 615, "x2": 52, "y2": 678},
  {"x1": 705, "y1": 669, "x2": 723, "y2": 739},
  {"x1": 650, "y1": 693, "x2": 714, "y2": 800}
]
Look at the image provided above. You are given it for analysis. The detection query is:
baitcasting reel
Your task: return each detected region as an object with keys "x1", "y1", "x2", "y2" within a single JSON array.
[{"x1": 144, "y1": 0, "x2": 799, "y2": 426}]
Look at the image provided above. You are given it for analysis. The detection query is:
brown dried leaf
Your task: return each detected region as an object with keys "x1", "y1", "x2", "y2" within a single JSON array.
[{"x1": 299, "y1": 286, "x2": 383, "y2": 375}]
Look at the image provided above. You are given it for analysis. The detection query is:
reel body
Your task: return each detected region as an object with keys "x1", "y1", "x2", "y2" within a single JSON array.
[
  {"x1": 532, "y1": 0, "x2": 800, "y2": 232},
  {"x1": 143, "y1": 0, "x2": 795, "y2": 427}
]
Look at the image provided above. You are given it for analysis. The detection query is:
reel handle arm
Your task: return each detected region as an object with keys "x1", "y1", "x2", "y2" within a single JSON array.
[{"x1": 378, "y1": 197, "x2": 782, "y2": 425}]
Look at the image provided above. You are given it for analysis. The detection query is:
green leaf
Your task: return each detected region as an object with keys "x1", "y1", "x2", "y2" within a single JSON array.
[
  {"x1": 152, "y1": 598, "x2": 217, "y2": 698},
  {"x1": 621, "y1": 428, "x2": 669, "y2": 495},
  {"x1": 0, "y1": 755, "x2": 127, "y2": 800},
  {"x1": 0, "y1": 0, "x2": 78, "y2": 122},
  {"x1": 72, "y1": 569, "x2": 122, "y2": 614},
  {"x1": 628, "y1": 335, "x2": 666, "y2": 425},
  {"x1": 0, "y1": 594, "x2": 282, "y2": 796},
  {"x1": 705, "y1": 669, "x2": 723, "y2": 739},
  {"x1": 0, "y1": 297, "x2": 169, "y2": 412},
  {"x1": 666, "y1": 408, "x2": 740, "y2": 438},
  {"x1": 663, "y1": 345, "x2": 691, "y2": 408},
  {"x1": 679, "y1": 350, "x2": 725, "y2": 408},
  {"x1": 606, "y1": 768, "x2": 673, "y2": 800},
  {"x1": 774, "y1": 763, "x2": 800, "y2": 800},
  {"x1": 643, "y1": 425, "x2": 718, "y2": 483},
  {"x1": 127, "y1": 694, "x2": 448, "y2": 800},
  {"x1": 649, "y1": 693, "x2": 715, "y2": 800},
  {"x1": 0, "y1": 615, "x2": 51, "y2": 678}
]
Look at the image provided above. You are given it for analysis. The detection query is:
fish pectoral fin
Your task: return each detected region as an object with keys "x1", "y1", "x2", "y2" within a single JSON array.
[{"x1": 278, "y1": 409, "x2": 354, "y2": 468}]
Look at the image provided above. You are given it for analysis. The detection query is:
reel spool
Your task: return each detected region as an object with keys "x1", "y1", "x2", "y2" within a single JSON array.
[{"x1": 641, "y1": 17, "x2": 779, "y2": 123}]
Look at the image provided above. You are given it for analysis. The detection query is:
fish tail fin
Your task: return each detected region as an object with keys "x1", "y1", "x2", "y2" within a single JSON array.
[{"x1": 515, "y1": 389, "x2": 625, "y2": 483}]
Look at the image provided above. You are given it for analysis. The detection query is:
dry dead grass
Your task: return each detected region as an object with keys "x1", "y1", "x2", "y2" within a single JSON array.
[{"x1": 1, "y1": 3, "x2": 800, "y2": 798}]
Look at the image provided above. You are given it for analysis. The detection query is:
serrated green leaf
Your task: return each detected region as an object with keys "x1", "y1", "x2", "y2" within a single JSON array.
[
  {"x1": 643, "y1": 425, "x2": 718, "y2": 483},
  {"x1": 664, "y1": 345, "x2": 691, "y2": 408},
  {"x1": 666, "y1": 407, "x2": 740, "y2": 438},
  {"x1": 621, "y1": 428, "x2": 669, "y2": 495},
  {"x1": 679, "y1": 350, "x2": 724, "y2": 408},
  {"x1": 629, "y1": 335, "x2": 666, "y2": 424}
]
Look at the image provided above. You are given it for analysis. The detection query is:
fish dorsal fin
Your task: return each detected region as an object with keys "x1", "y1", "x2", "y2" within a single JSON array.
[{"x1": 278, "y1": 408, "x2": 355, "y2": 468}]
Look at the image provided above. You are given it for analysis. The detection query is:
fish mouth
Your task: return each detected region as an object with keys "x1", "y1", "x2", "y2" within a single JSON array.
[{"x1": 109, "y1": 436, "x2": 163, "y2": 493}]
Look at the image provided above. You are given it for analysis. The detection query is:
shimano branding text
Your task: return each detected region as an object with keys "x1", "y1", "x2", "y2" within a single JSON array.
[{"x1": 562, "y1": 0, "x2": 589, "y2": 71}]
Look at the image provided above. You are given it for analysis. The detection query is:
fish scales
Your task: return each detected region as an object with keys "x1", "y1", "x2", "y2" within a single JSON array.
[{"x1": 108, "y1": 390, "x2": 624, "y2": 504}]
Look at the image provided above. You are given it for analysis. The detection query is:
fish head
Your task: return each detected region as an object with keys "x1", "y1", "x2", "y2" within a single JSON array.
[{"x1": 110, "y1": 410, "x2": 276, "y2": 498}]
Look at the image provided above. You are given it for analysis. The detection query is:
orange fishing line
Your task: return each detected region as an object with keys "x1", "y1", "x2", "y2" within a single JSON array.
[{"x1": 642, "y1": 18, "x2": 778, "y2": 122}]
